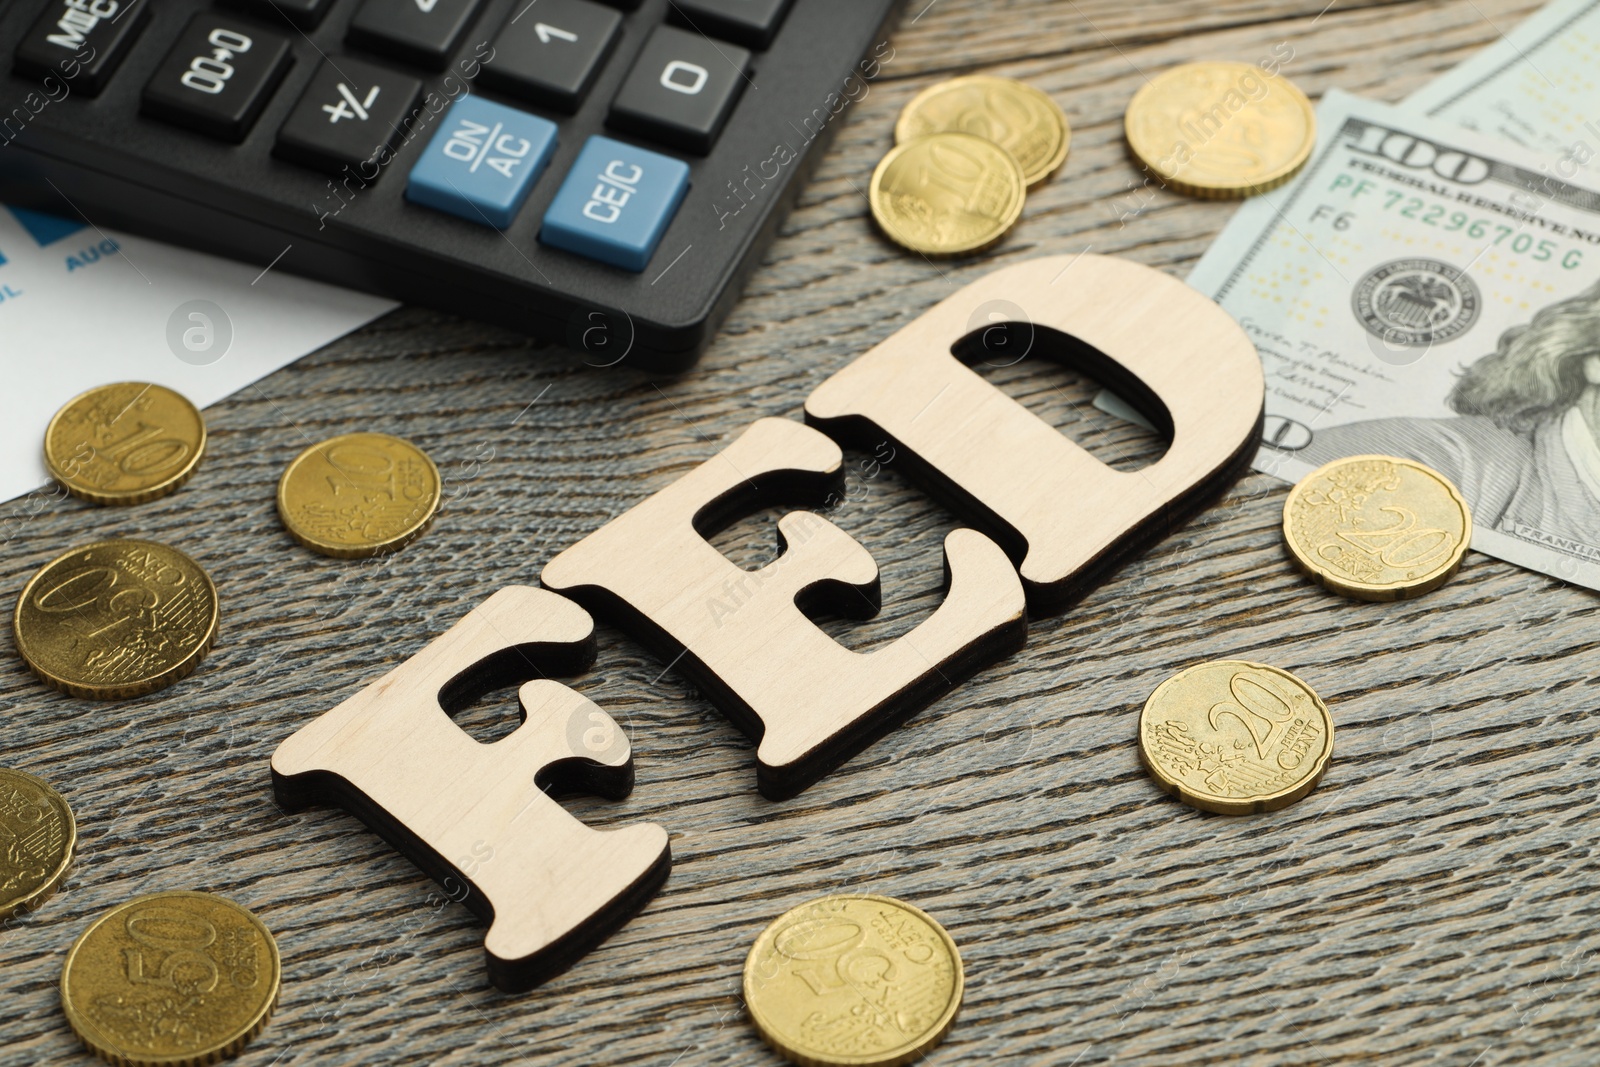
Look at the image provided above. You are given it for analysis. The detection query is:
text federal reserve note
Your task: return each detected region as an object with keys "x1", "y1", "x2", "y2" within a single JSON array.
[{"x1": 1187, "y1": 90, "x2": 1600, "y2": 590}]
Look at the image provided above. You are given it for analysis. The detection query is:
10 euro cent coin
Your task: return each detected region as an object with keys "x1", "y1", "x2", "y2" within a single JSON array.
[
  {"x1": 1140, "y1": 661, "x2": 1334, "y2": 815},
  {"x1": 14, "y1": 540, "x2": 219, "y2": 700},
  {"x1": 45, "y1": 383, "x2": 207, "y2": 506},
  {"x1": 277, "y1": 432, "x2": 441, "y2": 558},
  {"x1": 869, "y1": 132, "x2": 1026, "y2": 256},
  {"x1": 61, "y1": 891, "x2": 279, "y2": 1067},
  {"x1": 744, "y1": 894, "x2": 963, "y2": 1067},
  {"x1": 1283, "y1": 454, "x2": 1472, "y2": 600}
]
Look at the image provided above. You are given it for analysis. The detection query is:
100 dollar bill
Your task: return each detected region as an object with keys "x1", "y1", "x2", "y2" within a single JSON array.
[
  {"x1": 1187, "y1": 89, "x2": 1600, "y2": 590},
  {"x1": 1407, "y1": 0, "x2": 1600, "y2": 159}
]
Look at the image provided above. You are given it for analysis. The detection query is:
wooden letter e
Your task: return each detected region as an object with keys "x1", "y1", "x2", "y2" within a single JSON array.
[
  {"x1": 541, "y1": 417, "x2": 1026, "y2": 800},
  {"x1": 271, "y1": 586, "x2": 671, "y2": 992}
]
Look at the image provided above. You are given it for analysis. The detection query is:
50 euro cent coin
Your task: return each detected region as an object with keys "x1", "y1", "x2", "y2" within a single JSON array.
[
  {"x1": 1140, "y1": 661, "x2": 1333, "y2": 815},
  {"x1": 1283, "y1": 454, "x2": 1471, "y2": 600},
  {"x1": 744, "y1": 893, "x2": 963, "y2": 1067},
  {"x1": 14, "y1": 540, "x2": 218, "y2": 700},
  {"x1": 61, "y1": 891, "x2": 279, "y2": 1067},
  {"x1": 869, "y1": 132, "x2": 1026, "y2": 256}
]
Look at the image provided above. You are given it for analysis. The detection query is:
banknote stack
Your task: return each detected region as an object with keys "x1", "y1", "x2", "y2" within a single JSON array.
[{"x1": 1170, "y1": 0, "x2": 1600, "y2": 592}]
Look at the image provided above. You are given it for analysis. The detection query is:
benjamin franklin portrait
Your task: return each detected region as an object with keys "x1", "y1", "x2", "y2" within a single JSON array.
[{"x1": 1301, "y1": 279, "x2": 1600, "y2": 549}]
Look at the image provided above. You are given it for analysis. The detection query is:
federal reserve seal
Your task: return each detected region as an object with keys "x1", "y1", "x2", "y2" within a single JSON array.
[{"x1": 1352, "y1": 259, "x2": 1481, "y2": 346}]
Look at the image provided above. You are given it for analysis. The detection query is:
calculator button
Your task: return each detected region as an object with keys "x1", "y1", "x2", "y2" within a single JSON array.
[
  {"x1": 274, "y1": 59, "x2": 423, "y2": 176},
  {"x1": 540, "y1": 135, "x2": 689, "y2": 271},
  {"x1": 13, "y1": 0, "x2": 150, "y2": 96},
  {"x1": 406, "y1": 96, "x2": 557, "y2": 228},
  {"x1": 607, "y1": 25, "x2": 750, "y2": 155},
  {"x1": 481, "y1": 0, "x2": 620, "y2": 113},
  {"x1": 141, "y1": 15, "x2": 293, "y2": 142},
  {"x1": 222, "y1": 0, "x2": 334, "y2": 31},
  {"x1": 667, "y1": 0, "x2": 791, "y2": 49},
  {"x1": 347, "y1": 0, "x2": 483, "y2": 70}
]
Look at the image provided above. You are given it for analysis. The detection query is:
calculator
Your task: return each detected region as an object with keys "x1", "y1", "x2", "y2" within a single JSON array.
[{"x1": 0, "y1": 0, "x2": 905, "y2": 370}]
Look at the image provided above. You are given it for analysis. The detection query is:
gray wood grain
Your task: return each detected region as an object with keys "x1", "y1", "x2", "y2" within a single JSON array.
[{"x1": 4, "y1": 0, "x2": 1596, "y2": 1064}]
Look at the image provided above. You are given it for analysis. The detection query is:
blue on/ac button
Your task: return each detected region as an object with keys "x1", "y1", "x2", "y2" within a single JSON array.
[
  {"x1": 407, "y1": 96, "x2": 557, "y2": 230},
  {"x1": 540, "y1": 136, "x2": 690, "y2": 272}
]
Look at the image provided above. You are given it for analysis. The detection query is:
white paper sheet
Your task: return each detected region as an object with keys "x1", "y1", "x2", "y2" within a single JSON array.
[{"x1": 0, "y1": 203, "x2": 396, "y2": 504}]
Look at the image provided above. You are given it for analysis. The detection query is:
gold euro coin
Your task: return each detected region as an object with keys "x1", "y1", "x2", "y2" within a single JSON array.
[
  {"x1": 14, "y1": 540, "x2": 219, "y2": 700},
  {"x1": 744, "y1": 893, "x2": 963, "y2": 1067},
  {"x1": 895, "y1": 75, "x2": 1071, "y2": 188},
  {"x1": 277, "y1": 432, "x2": 441, "y2": 558},
  {"x1": 869, "y1": 132, "x2": 1026, "y2": 256},
  {"x1": 45, "y1": 383, "x2": 207, "y2": 506},
  {"x1": 0, "y1": 767, "x2": 76, "y2": 920},
  {"x1": 1140, "y1": 661, "x2": 1333, "y2": 815},
  {"x1": 1124, "y1": 61, "x2": 1315, "y2": 199},
  {"x1": 61, "y1": 891, "x2": 280, "y2": 1067},
  {"x1": 1283, "y1": 454, "x2": 1471, "y2": 601}
]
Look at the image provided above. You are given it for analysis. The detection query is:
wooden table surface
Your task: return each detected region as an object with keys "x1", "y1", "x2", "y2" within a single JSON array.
[{"x1": 4, "y1": 1, "x2": 1596, "y2": 1063}]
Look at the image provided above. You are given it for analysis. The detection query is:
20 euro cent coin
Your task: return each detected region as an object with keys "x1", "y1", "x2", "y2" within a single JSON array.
[
  {"x1": 1140, "y1": 660, "x2": 1334, "y2": 815},
  {"x1": 1283, "y1": 454, "x2": 1471, "y2": 600},
  {"x1": 0, "y1": 767, "x2": 75, "y2": 920},
  {"x1": 744, "y1": 894, "x2": 963, "y2": 1067},
  {"x1": 895, "y1": 75, "x2": 1071, "y2": 188}
]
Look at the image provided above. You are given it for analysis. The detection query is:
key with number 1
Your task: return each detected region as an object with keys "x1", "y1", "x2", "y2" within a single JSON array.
[{"x1": 482, "y1": 0, "x2": 622, "y2": 113}]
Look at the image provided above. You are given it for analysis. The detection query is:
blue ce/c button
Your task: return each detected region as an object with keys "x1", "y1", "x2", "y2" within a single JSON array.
[
  {"x1": 540, "y1": 136, "x2": 690, "y2": 271},
  {"x1": 407, "y1": 96, "x2": 557, "y2": 230}
]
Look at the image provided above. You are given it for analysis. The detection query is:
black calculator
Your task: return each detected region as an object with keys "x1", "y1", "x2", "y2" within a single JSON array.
[{"x1": 0, "y1": 0, "x2": 904, "y2": 370}]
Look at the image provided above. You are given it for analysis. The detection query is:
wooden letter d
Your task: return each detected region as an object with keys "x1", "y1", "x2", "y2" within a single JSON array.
[{"x1": 805, "y1": 253, "x2": 1265, "y2": 611}]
